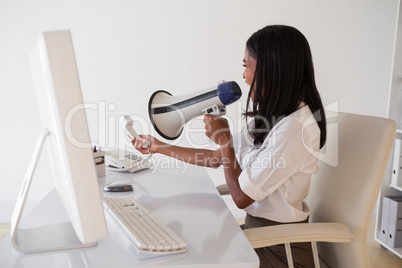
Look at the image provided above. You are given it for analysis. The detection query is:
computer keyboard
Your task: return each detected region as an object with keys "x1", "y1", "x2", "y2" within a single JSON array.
[{"x1": 103, "y1": 196, "x2": 187, "y2": 259}]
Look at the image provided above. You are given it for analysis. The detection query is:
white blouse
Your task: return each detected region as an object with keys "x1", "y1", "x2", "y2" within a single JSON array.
[{"x1": 235, "y1": 105, "x2": 321, "y2": 223}]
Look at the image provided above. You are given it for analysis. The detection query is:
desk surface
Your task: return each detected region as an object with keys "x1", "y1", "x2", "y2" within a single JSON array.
[{"x1": 0, "y1": 160, "x2": 259, "y2": 267}]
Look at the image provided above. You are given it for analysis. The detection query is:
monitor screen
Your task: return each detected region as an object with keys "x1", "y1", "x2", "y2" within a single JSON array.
[{"x1": 11, "y1": 30, "x2": 108, "y2": 253}]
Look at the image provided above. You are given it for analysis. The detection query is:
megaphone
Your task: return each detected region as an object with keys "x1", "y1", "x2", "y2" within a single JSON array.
[{"x1": 148, "y1": 81, "x2": 242, "y2": 140}]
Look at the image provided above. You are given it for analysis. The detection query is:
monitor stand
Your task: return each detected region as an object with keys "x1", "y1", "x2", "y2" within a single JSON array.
[{"x1": 10, "y1": 129, "x2": 98, "y2": 253}]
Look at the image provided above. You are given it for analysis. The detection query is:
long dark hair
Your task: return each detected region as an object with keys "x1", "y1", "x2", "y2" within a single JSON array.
[{"x1": 244, "y1": 25, "x2": 326, "y2": 149}]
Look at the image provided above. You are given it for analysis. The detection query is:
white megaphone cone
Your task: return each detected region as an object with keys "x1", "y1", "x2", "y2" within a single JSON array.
[{"x1": 148, "y1": 81, "x2": 242, "y2": 140}]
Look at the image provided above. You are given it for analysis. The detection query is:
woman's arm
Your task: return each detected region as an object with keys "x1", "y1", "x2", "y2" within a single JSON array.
[
  {"x1": 204, "y1": 114, "x2": 254, "y2": 209},
  {"x1": 132, "y1": 134, "x2": 222, "y2": 168}
]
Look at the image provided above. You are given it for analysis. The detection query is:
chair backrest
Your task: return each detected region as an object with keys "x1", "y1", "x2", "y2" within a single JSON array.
[{"x1": 306, "y1": 112, "x2": 396, "y2": 268}]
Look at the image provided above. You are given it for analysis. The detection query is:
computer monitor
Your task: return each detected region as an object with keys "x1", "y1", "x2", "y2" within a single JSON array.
[{"x1": 11, "y1": 30, "x2": 108, "y2": 253}]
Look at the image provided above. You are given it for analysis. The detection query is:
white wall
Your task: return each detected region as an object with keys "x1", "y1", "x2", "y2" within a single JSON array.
[{"x1": 0, "y1": 0, "x2": 399, "y2": 222}]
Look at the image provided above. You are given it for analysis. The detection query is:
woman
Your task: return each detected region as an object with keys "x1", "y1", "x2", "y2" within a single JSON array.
[{"x1": 133, "y1": 25, "x2": 326, "y2": 268}]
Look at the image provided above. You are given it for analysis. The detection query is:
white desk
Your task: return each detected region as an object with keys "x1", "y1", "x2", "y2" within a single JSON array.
[{"x1": 0, "y1": 160, "x2": 259, "y2": 267}]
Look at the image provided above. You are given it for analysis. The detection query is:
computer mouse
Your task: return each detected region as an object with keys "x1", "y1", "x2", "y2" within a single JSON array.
[{"x1": 104, "y1": 181, "x2": 134, "y2": 192}]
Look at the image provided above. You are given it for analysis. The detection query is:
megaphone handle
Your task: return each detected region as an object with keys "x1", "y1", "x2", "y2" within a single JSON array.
[{"x1": 204, "y1": 105, "x2": 226, "y2": 116}]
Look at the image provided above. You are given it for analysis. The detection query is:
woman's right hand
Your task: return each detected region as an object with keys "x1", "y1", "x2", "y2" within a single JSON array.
[{"x1": 131, "y1": 134, "x2": 163, "y2": 154}]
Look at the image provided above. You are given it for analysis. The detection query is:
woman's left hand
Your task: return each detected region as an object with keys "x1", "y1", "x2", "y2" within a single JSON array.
[{"x1": 203, "y1": 114, "x2": 231, "y2": 146}]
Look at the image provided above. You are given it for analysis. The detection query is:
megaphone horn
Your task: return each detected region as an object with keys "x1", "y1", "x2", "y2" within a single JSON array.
[{"x1": 148, "y1": 81, "x2": 242, "y2": 140}]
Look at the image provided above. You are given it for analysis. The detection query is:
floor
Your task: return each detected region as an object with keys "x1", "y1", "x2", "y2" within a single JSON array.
[
  {"x1": 366, "y1": 214, "x2": 402, "y2": 268},
  {"x1": 1, "y1": 215, "x2": 402, "y2": 267}
]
